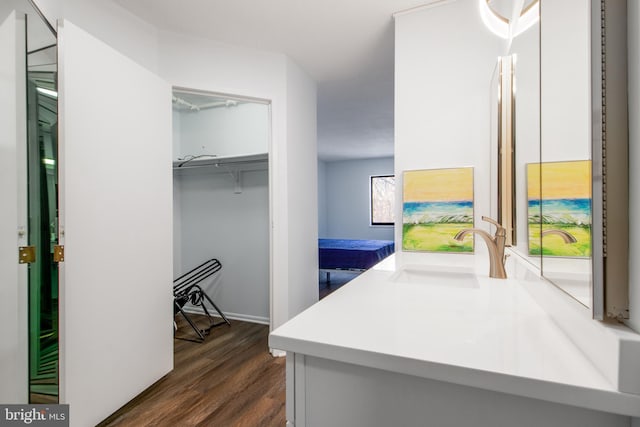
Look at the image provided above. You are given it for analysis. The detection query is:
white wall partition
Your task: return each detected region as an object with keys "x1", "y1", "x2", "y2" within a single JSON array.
[
  {"x1": 323, "y1": 157, "x2": 394, "y2": 241},
  {"x1": 176, "y1": 167, "x2": 270, "y2": 323},
  {"x1": 284, "y1": 57, "x2": 318, "y2": 318},
  {"x1": 394, "y1": 0, "x2": 502, "y2": 260},
  {"x1": 176, "y1": 101, "x2": 269, "y2": 159},
  {"x1": 58, "y1": 20, "x2": 173, "y2": 427},
  {"x1": 160, "y1": 31, "x2": 318, "y2": 331},
  {"x1": 540, "y1": 0, "x2": 590, "y2": 161},
  {"x1": 318, "y1": 160, "x2": 328, "y2": 237},
  {"x1": 0, "y1": 10, "x2": 28, "y2": 403}
]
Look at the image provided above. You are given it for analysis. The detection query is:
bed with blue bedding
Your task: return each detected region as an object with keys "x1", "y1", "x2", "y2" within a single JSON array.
[{"x1": 319, "y1": 239, "x2": 395, "y2": 283}]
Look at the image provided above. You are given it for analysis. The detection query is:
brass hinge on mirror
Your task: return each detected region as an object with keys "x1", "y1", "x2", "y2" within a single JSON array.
[
  {"x1": 18, "y1": 246, "x2": 36, "y2": 264},
  {"x1": 53, "y1": 245, "x2": 64, "y2": 263}
]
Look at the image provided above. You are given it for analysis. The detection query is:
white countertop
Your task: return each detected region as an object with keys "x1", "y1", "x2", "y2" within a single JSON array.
[{"x1": 269, "y1": 253, "x2": 640, "y2": 417}]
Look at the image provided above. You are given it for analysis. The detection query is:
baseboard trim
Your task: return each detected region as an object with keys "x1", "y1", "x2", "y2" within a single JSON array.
[
  {"x1": 271, "y1": 349, "x2": 286, "y2": 358},
  {"x1": 181, "y1": 305, "x2": 270, "y2": 325}
]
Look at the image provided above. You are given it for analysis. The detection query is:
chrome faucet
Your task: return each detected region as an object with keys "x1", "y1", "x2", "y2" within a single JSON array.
[
  {"x1": 541, "y1": 229, "x2": 578, "y2": 243},
  {"x1": 454, "y1": 216, "x2": 507, "y2": 279}
]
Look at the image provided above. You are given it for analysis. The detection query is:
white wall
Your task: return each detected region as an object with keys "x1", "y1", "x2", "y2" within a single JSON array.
[
  {"x1": 159, "y1": 30, "x2": 318, "y2": 329},
  {"x1": 34, "y1": 0, "x2": 158, "y2": 72},
  {"x1": 318, "y1": 160, "x2": 328, "y2": 237},
  {"x1": 176, "y1": 102, "x2": 269, "y2": 159},
  {"x1": 510, "y1": 21, "x2": 540, "y2": 261},
  {"x1": 540, "y1": 0, "x2": 591, "y2": 162},
  {"x1": 157, "y1": 31, "x2": 287, "y2": 326},
  {"x1": 172, "y1": 109, "x2": 181, "y2": 160},
  {"x1": 1, "y1": 1, "x2": 38, "y2": 22},
  {"x1": 284, "y1": 56, "x2": 318, "y2": 318},
  {"x1": 323, "y1": 157, "x2": 394, "y2": 240},
  {"x1": 628, "y1": 1, "x2": 640, "y2": 332},
  {"x1": 177, "y1": 168, "x2": 270, "y2": 322},
  {"x1": 158, "y1": 30, "x2": 287, "y2": 103},
  {"x1": 172, "y1": 176, "x2": 182, "y2": 277},
  {"x1": 173, "y1": 112, "x2": 183, "y2": 276},
  {"x1": 394, "y1": 0, "x2": 502, "y2": 261}
]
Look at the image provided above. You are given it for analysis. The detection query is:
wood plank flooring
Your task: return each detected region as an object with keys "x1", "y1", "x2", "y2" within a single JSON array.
[
  {"x1": 98, "y1": 316, "x2": 285, "y2": 427},
  {"x1": 319, "y1": 271, "x2": 357, "y2": 299}
]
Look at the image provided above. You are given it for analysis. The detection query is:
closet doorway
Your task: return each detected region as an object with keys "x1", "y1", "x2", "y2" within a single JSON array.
[{"x1": 172, "y1": 88, "x2": 272, "y2": 334}]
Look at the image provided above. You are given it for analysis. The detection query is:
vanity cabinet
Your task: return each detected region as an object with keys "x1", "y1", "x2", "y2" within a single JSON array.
[
  {"x1": 285, "y1": 355, "x2": 629, "y2": 427},
  {"x1": 270, "y1": 255, "x2": 640, "y2": 427}
]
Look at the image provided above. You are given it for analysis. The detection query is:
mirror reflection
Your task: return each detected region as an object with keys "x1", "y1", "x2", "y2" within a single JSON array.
[
  {"x1": 27, "y1": 9, "x2": 59, "y2": 404},
  {"x1": 539, "y1": 0, "x2": 592, "y2": 307},
  {"x1": 491, "y1": 0, "x2": 594, "y2": 309},
  {"x1": 510, "y1": 15, "x2": 540, "y2": 268},
  {"x1": 1, "y1": 0, "x2": 60, "y2": 403},
  {"x1": 490, "y1": 0, "x2": 541, "y2": 268}
]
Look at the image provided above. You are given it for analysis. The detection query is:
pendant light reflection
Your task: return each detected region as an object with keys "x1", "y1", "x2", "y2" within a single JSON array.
[
  {"x1": 479, "y1": 0, "x2": 539, "y2": 40},
  {"x1": 36, "y1": 86, "x2": 58, "y2": 98}
]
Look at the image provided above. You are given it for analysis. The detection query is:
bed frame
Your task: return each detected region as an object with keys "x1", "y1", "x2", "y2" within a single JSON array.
[{"x1": 319, "y1": 239, "x2": 395, "y2": 284}]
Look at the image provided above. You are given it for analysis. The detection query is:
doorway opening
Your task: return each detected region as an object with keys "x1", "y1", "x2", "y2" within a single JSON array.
[{"x1": 171, "y1": 88, "x2": 272, "y2": 341}]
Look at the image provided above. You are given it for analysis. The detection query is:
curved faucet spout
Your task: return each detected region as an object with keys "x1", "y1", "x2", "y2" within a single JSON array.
[
  {"x1": 454, "y1": 228, "x2": 493, "y2": 243},
  {"x1": 541, "y1": 229, "x2": 578, "y2": 243},
  {"x1": 454, "y1": 227, "x2": 507, "y2": 279}
]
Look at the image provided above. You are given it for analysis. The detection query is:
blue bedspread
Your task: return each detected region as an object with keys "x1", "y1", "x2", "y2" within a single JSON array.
[{"x1": 319, "y1": 239, "x2": 395, "y2": 270}]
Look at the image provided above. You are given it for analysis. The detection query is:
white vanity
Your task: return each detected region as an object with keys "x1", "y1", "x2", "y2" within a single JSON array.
[{"x1": 269, "y1": 253, "x2": 640, "y2": 427}]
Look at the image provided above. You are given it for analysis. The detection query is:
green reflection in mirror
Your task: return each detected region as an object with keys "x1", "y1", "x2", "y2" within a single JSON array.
[{"x1": 25, "y1": 9, "x2": 58, "y2": 403}]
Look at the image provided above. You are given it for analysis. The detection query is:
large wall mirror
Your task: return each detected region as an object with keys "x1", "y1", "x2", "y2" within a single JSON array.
[
  {"x1": 489, "y1": 0, "x2": 541, "y2": 269},
  {"x1": 495, "y1": 0, "x2": 628, "y2": 320},
  {"x1": 539, "y1": 0, "x2": 593, "y2": 308},
  {"x1": 23, "y1": 0, "x2": 59, "y2": 403}
]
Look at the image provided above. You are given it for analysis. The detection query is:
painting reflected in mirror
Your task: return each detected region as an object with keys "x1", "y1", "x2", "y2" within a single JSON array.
[{"x1": 539, "y1": 0, "x2": 593, "y2": 308}]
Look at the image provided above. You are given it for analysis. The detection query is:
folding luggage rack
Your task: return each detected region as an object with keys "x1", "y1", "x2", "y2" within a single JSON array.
[{"x1": 173, "y1": 258, "x2": 231, "y2": 341}]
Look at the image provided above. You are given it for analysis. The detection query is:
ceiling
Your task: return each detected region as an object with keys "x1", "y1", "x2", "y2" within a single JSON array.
[{"x1": 114, "y1": 0, "x2": 433, "y2": 161}]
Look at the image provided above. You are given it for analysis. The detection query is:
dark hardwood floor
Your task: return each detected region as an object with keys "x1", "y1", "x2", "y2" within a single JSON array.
[
  {"x1": 319, "y1": 271, "x2": 357, "y2": 299},
  {"x1": 98, "y1": 317, "x2": 285, "y2": 427},
  {"x1": 98, "y1": 273, "x2": 355, "y2": 426}
]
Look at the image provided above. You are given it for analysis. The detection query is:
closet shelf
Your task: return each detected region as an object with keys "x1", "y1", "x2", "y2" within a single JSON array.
[{"x1": 172, "y1": 152, "x2": 268, "y2": 172}]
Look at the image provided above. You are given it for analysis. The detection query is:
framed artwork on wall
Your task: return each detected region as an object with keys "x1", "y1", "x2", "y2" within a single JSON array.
[{"x1": 402, "y1": 167, "x2": 474, "y2": 253}]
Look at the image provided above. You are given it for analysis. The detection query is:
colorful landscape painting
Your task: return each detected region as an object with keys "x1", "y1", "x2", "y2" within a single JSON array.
[
  {"x1": 527, "y1": 160, "x2": 592, "y2": 257},
  {"x1": 402, "y1": 167, "x2": 474, "y2": 252}
]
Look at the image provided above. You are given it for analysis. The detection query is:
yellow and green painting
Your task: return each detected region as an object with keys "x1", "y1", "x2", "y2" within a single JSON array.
[
  {"x1": 402, "y1": 167, "x2": 474, "y2": 252},
  {"x1": 527, "y1": 160, "x2": 591, "y2": 257}
]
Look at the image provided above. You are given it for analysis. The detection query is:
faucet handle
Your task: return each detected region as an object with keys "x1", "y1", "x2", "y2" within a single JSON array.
[{"x1": 481, "y1": 216, "x2": 506, "y2": 235}]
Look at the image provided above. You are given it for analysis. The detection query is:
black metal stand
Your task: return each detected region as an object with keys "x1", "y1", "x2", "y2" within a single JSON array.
[{"x1": 173, "y1": 259, "x2": 231, "y2": 342}]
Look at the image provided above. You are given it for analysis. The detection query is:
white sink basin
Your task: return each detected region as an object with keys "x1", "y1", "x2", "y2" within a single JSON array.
[{"x1": 389, "y1": 265, "x2": 479, "y2": 288}]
